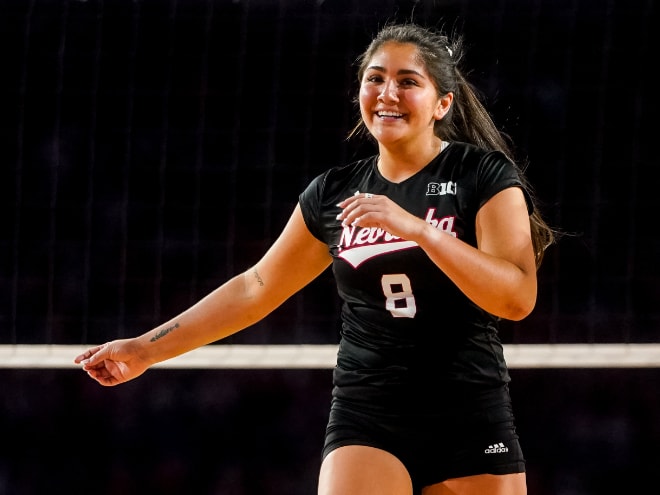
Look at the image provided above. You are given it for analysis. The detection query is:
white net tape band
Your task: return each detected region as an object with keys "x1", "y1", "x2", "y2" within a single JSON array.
[{"x1": 1, "y1": 344, "x2": 660, "y2": 369}]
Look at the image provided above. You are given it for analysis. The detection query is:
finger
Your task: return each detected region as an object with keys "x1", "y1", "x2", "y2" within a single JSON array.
[
  {"x1": 82, "y1": 359, "x2": 107, "y2": 371},
  {"x1": 337, "y1": 190, "x2": 373, "y2": 207},
  {"x1": 79, "y1": 343, "x2": 111, "y2": 367},
  {"x1": 346, "y1": 192, "x2": 374, "y2": 203},
  {"x1": 87, "y1": 369, "x2": 116, "y2": 387},
  {"x1": 337, "y1": 193, "x2": 377, "y2": 226},
  {"x1": 74, "y1": 345, "x2": 102, "y2": 364},
  {"x1": 336, "y1": 197, "x2": 358, "y2": 222}
]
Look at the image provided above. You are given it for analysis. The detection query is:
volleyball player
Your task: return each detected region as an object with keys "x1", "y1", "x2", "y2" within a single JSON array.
[{"x1": 75, "y1": 22, "x2": 556, "y2": 494}]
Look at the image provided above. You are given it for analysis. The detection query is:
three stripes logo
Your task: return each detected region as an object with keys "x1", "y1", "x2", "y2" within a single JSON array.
[{"x1": 484, "y1": 442, "x2": 509, "y2": 454}]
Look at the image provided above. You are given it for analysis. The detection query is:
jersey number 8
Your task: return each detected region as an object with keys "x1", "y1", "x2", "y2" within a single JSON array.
[{"x1": 381, "y1": 274, "x2": 417, "y2": 318}]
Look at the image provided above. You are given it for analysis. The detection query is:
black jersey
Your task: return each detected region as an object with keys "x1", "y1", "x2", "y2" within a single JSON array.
[{"x1": 299, "y1": 141, "x2": 532, "y2": 413}]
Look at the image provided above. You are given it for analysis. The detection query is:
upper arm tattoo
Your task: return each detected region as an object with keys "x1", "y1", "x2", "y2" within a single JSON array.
[{"x1": 253, "y1": 269, "x2": 264, "y2": 287}]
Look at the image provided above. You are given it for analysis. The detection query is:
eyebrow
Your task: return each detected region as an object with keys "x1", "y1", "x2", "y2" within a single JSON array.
[{"x1": 366, "y1": 65, "x2": 427, "y2": 79}]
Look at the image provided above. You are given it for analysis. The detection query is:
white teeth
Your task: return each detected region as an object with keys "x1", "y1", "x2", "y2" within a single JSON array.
[{"x1": 378, "y1": 111, "x2": 403, "y2": 118}]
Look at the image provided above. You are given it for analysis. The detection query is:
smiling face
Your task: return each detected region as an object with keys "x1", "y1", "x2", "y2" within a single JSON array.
[{"x1": 359, "y1": 41, "x2": 452, "y2": 150}]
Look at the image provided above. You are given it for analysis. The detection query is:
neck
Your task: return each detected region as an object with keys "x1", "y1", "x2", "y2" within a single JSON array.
[{"x1": 377, "y1": 137, "x2": 443, "y2": 183}]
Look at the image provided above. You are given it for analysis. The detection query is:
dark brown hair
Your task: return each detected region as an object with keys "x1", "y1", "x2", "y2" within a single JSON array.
[{"x1": 350, "y1": 23, "x2": 557, "y2": 267}]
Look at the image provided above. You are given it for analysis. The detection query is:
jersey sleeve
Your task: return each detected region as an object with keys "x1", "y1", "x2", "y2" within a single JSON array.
[
  {"x1": 298, "y1": 171, "x2": 328, "y2": 243},
  {"x1": 476, "y1": 151, "x2": 534, "y2": 214}
]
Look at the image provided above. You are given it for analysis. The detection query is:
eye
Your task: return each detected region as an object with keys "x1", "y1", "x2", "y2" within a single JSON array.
[
  {"x1": 399, "y1": 78, "x2": 419, "y2": 87},
  {"x1": 365, "y1": 74, "x2": 384, "y2": 83}
]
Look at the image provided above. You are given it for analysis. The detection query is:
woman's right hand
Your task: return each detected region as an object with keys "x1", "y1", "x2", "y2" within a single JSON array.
[{"x1": 74, "y1": 339, "x2": 150, "y2": 386}]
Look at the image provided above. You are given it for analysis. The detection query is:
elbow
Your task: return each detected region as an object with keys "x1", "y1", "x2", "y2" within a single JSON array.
[
  {"x1": 500, "y1": 267, "x2": 538, "y2": 321},
  {"x1": 505, "y1": 305, "x2": 534, "y2": 322},
  {"x1": 502, "y1": 291, "x2": 537, "y2": 321}
]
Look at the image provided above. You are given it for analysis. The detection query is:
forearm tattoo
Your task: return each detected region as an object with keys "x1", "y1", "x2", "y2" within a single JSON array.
[
  {"x1": 253, "y1": 269, "x2": 264, "y2": 286},
  {"x1": 150, "y1": 322, "x2": 179, "y2": 342}
]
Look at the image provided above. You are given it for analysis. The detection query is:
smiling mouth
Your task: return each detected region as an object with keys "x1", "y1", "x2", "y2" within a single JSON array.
[{"x1": 377, "y1": 111, "x2": 404, "y2": 119}]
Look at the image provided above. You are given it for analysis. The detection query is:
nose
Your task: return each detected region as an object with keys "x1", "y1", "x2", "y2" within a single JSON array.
[{"x1": 378, "y1": 80, "x2": 399, "y2": 103}]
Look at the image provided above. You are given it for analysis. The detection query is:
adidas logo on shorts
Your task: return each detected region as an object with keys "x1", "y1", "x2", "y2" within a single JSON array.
[{"x1": 484, "y1": 442, "x2": 509, "y2": 454}]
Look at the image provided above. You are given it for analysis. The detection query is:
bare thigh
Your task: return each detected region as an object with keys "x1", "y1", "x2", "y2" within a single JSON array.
[
  {"x1": 422, "y1": 473, "x2": 527, "y2": 495},
  {"x1": 318, "y1": 445, "x2": 413, "y2": 495}
]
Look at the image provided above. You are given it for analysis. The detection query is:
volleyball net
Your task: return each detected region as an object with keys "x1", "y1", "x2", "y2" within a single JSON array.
[{"x1": 2, "y1": 1, "x2": 655, "y2": 370}]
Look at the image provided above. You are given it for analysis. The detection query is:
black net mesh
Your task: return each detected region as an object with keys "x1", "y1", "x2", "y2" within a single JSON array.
[{"x1": 0, "y1": 0, "x2": 655, "y2": 346}]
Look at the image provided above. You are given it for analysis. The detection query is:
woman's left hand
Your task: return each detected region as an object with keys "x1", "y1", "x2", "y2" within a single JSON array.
[{"x1": 336, "y1": 192, "x2": 427, "y2": 241}]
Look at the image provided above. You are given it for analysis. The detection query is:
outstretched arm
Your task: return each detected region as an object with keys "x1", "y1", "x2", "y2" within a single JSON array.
[{"x1": 74, "y1": 203, "x2": 332, "y2": 386}]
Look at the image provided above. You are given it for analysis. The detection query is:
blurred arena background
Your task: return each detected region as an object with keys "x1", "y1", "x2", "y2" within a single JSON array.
[{"x1": 0, "y1": 0, "x2": 657, "y2": 494}]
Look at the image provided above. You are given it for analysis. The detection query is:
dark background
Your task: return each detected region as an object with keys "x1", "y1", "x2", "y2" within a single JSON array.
[{"x1": 0, "y1": 0, "x2": 657, "y2": 494}]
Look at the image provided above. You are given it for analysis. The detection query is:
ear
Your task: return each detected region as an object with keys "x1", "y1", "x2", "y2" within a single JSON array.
[{"x1": 434, "y1": 92, "x2": 454, "y2": 120}]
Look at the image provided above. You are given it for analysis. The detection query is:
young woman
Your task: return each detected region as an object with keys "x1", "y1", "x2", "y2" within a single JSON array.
[{"x1": 76, "y1": 22, "x2": 556, "y2": 495}]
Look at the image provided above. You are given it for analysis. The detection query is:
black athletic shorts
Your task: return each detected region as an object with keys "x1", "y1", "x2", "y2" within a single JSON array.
[{"x1": 322, "y1": 383, "x2": 525, "y2": 494}]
